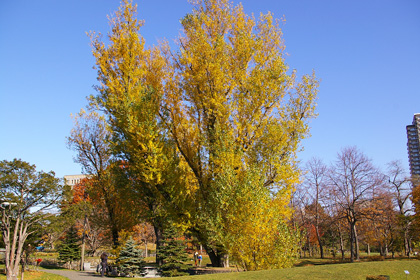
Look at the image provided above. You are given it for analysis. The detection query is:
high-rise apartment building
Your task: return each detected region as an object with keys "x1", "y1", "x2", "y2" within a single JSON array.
[{"x1": 406, "y1": 113, "x2": 420, "y2": 182}]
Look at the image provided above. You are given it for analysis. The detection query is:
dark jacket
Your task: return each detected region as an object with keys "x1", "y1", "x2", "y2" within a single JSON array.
[{"x1": 100, "y1": 253, "x2": 108, "y2": 264}]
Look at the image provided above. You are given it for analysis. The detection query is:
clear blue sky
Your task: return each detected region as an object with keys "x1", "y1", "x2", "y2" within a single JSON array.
[{"x1": 1, "y1": 0, "x2": 419, "y2": 178}]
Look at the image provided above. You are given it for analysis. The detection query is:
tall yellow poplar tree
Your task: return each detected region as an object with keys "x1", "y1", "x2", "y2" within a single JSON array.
[
  {"x1": 87, "y1": 0, "x2": 317, "y2": 269},
  {"x1": 162, "y1": 0, "x2": 318, "y2": 268},
  {"x1": 88, "y1": 0, "x2": 195, "y2": 263}
]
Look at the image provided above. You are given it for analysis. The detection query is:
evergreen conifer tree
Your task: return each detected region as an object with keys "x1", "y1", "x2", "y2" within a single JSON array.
[
  {"x1": 158, "y1": 226, "x2": 190, "y2": 277},
  {"x1": 57, "y1": 225, "x2": 81, "y2": 268},
  {"x1": 116, "y1": 237, "x2": 145, "y2": 277}
]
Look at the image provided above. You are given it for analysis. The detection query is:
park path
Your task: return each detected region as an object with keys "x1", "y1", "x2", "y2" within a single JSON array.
[{"x1": 41, "y1": 269, "x2": 105, "y2": 280}]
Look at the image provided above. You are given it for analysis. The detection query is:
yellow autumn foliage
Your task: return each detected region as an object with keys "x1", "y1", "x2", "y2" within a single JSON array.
[
  {"x1": 87, "y1": 0, "x2": 317, "y2": 270},
  {"x1": 161, "y1": 0, "x2": 317, "y2": 269},
  {"x1": 89, "y1": 0, "x2": 167, "y2": 186},
  {"x1": 88, "y1": 0, "x2": 196, "y2": 231}
]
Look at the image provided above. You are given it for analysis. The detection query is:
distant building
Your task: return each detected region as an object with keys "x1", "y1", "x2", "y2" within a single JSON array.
[
  {"x1": 406, "y1": 113, "x2": 420, "y2": 183},
  {"x1": 64, "y1": 174, "x2": 88, "y2": 188}
]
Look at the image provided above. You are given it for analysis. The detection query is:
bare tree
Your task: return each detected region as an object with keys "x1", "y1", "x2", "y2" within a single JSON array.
[
  {"x1": 329, "y1": 201, "x2": 347, "y2": 260},
  {"x1": 386, "y1": 160, "x2": 413, "y2": 256},
  {"x1": 303, "y1": 157, "x2": 328, "y2": 258},
  {"x1": 291, "y1": 182, "x2": 311, "y2": 258},
  {"x1": 329, "y1": 146, "x2": 384, "y2": 262},
  {"x1": 67, "y1": 110, "x2": 111, "y2": 177}
]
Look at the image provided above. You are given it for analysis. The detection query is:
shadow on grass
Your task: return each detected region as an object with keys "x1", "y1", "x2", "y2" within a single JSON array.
[
  {"x1": 39, "y1": 265, "x2": 68, "y2": 270},
  {"x1": 294, "y1": 259, "x2": 342, "y2": 267},
  {"x1": 294, "y1": 255, "x2": 418, "y2": 268}
]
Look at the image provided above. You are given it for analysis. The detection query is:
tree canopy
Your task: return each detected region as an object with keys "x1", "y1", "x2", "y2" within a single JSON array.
[
  {"x1": 82, "y1": 0, "x2": 318, "y2": 269},
  {"x1": 161, "y1": 0, "x2": 317, "y2": 266},
  {"x1": 0, "y1": 159, "x2": 63, "y2": 280}
]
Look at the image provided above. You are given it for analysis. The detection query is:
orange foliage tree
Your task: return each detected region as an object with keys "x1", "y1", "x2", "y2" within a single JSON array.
[
  {"x1": 359, "y1": 190, "x2": 397, "y2": 257},
  {"x1": 411, "y1": 183, "x2": 420, "y2": 247},
  {"x1": 70, "y1": 178, "x2": 110, "y2": 256},
  {"x1": 67, "y1": 110, "x2": 140, "y2": 248}
]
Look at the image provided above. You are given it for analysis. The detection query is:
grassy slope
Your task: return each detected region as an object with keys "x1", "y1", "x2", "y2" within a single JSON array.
[{"x1": 158, "y1": 260, "x2": 420, "y2": 280}]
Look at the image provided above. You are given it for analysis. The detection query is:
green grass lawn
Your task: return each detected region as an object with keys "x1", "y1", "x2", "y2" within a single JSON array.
[
  {"x1": 0, "y1": 264, "x2": 69, "y2": 280},
  {"x1": 175, "y1": 259, "x2": 420, "y2": 280},
  {"x1": 114, "y1": 259, "x2": 419, "y2": 280},
  {"x1": 0, "y1": 270, "x2": 69, "y2": 280},
  {"x1": 4, "y1": 257, "x2": 418, "y2": 280},
  {"x1": 28, "y1": 252, "x2": 420, "y2": 280}
]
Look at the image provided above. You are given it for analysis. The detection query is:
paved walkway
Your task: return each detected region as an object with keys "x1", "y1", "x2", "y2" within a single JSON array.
[{"x1": 41, "y1": 269, "x2": 105, "y2": 280}]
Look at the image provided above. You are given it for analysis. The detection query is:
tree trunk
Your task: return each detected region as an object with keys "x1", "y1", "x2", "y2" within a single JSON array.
[
  {"x1": 354, "y1": 224, "x2": 360, "y2": 261},
  {"x1": 80, "y1": 214, "x2": 87, "y2": 270},
  {"x1": 10, "y1": 262, "x2": 19, "y2": 280},
  {"x1": 404, "y1": 229, "x2": 411, "y2": 257},
  {"x1": 153, "y1": 225, "x2": 163, "y2": 266},
  {"x1": 337, "y1": 224, "x2": 345, "y2": 260},
  {"x1": 367, "y1": 243, "x2": 370, "y2": 256},
  {"x1": 190, "y1": 227, "x2": 228, "y2": 268},
  {"x1": 315, "y1": 225, "x2": 324, "y2": 259},
  {"x1": 80, "y1": 242, "x2": 85, "y2": 271},
  {"x1": 6, "y1": 270, "x2": 18, "y2": 280},
  {"x1": 111, "y1": 227, "x2": 119, "y2": 247},
  {"x1": 204, "y1": 245, "x2": 229, "y2": 267},
  {"x1": 145, "y1": 240, "x2": 148, "y2": 258},
  {"x1": 379, "y1": 242, "x2": 384, "y2": 256},
  {"x1": 21, "y1": 260, "x2": 25, "y2": 280},
  {"x1": 207, "y1": 247, "x2": 222, "y2": 267},
  {"x1": 408, "y1": 238, "x2": 412, "y2": 258},
  {"x1": 307, "y1": 235, "x2": 312, "y2": 257},
  {"x1": 5, "y1": 218, "x2": 27, "y2": 280},
  {"x1": 314, "y1": 192, "x2": 324, "y2": 259},
  {"x1": 349, "y1": 222, "x2": 355, "y2": 262}
]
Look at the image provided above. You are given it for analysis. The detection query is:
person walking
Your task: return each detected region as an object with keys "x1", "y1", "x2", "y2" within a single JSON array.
[
  {"x1": 100, "y1": 252, "x2": 108, "y2": 277},
  {"x1": 194, "y1": 251, "x2": 198, "y2": 266},
  {"x1": 198, "y1": 254, "x2": 202, "y2": 267}
]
